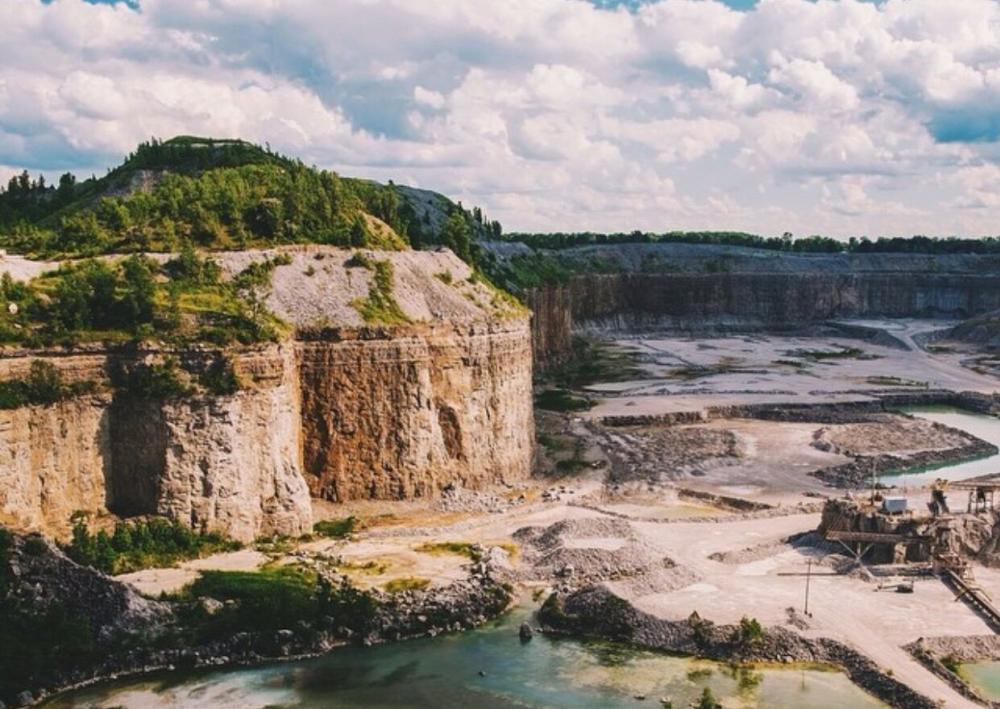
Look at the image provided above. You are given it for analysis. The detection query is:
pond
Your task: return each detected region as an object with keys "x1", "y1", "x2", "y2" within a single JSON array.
[
  {"x1": 43, "y1": 606, "x2": 885, "y2": 709},
  {"x1": 959, "y1": 660, "x2": 1000, "y2": 701},
  {"x1": 883, "y1": 406, "x2": 1000, "y2": 487}
]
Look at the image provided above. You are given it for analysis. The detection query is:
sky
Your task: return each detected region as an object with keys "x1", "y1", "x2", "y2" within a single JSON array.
[{"x1": 4, "y1": 0, "x2": 1000, "y2": 237}]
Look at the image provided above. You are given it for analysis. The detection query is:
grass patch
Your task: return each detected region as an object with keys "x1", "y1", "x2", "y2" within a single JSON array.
[
  {"x1": 350, "y1": 259, "x2": 411, "y2": 325},
  {"x1": 867, "y1": 375, "x2": 928, "y2": 388},
  {"x1": 789, "y1": 346, "x2": 878, "y2": 361},
  {"x1": 415, "y1": 541, "x2": 482, "y2": 561},
  {"x1": 535, "y1": 388, "x2": 593, "y2": 412},
  {"x1": 0, "y1": 360, "x2": 97, "y2": 409},
  {"x1": 175, "y1": 564, "x2": 379, "y2": 643},
  {"x1": 337, "y1": 559, "x2": 389, "y2": 575},
  {"x1": 313, "y1": 516, "x2": 358, "y2": 539},
  {"x1": 64, "y1": 516, "x2": 240, "y2": 575},
  {"x1": 383, "y1": 576, "x2": 431, "y2": 593},
  {"x1": 543, "y1": 336, "x2": 643, "y2": 388}
]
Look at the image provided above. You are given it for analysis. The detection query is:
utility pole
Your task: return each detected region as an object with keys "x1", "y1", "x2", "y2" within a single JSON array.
[{"x1": 804, "y1": 559, "x2": 812, "y2": 617}]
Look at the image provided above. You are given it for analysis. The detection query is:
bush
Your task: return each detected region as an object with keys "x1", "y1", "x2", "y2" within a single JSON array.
[
  {"x1": 116, "y1": 358, "x2": 192, "y2": 399},
  {"x1": 534, "y1": 388, "x2": 592, "y2": 412},
  {"x1": 64, "y1": 516, "x2": 240, "y2": 575},
  {"x1": 734, "y1": 616, "x2": 764, "y2": 647},
  {"x1": 313, "y1": 517, "x2": 357, "y2": 539},
  {"x1": 178, "y1": 566, "x2": 379, "y2": 643},
  {"x1": 200, "y1": 358, "x2": 241, "y2": 395},
  {"x1": 0, "y1": 360, "x2": 93, "y2": 410}
]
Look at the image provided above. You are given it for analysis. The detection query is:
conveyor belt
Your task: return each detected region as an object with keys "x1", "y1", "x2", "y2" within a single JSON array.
[{"x1": 942, "y1": 569, "x2": 1000, "y2": 633}]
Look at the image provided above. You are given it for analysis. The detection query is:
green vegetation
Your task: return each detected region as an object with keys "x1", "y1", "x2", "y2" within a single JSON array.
[
  {"x1": 941, "y1": 654, "x2": 961, "y2": 674},
  {"x1": 415, "y1": 541, "x2": 483, "y2": 561},
  {"x1": 383, "y1": 576, "x2": 431, "y2": 593},
  {"x1": 0, "y1": 359, "x2": 96, "y2": 409},
  {"x1": 313, "y1": 516, "x2": 357, "y2": 539},
  {"x1": 503, "y1": 229, "x2": 1000, "y2": 255},
  {"x1": 534, "y1": 387, "x2": 593, "y2": 412},
  {"x1": 867, "y1": 375, "x2": 928, "y2": 388},
  {"x1": 114, "y1": 358, "x2": 193, "y2": 399},
  {"x1": 199, "y1": 357, "x2": 242, "y2": 395},
  {"x1": 733, "y1": 616, "x2": 764, "y2": 647},
  {"x1": 0, "y1": 137, "x2": 497, "y2": 266},
  {"x1": 789, "y1": 346, "x2": 874, "y2": 361},
  {"x1": 696, "y1": 686, "x2": 721, "y2": 709},
  {"x1": 351, "y1": 259, "x2": 410, "y2": 325},
  {"x1": 542, "y1": 336, "x2": 643, "y2": 389},
  {"x1": 0, "y1": 250, "x2": 287, "y2": 348},
  {"x1": 176, "y1": 565, "x2": 379, "y2": 643},
  {"x1": 64, "y1": 516, "x2": 240, "y2": 575},
  {"x1": 0, "y1": 526, "x2": 101, "y2": 701}
]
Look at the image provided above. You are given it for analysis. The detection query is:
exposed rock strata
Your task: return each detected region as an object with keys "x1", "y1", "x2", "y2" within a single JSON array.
[
  {"x1": 298, "y1": 321, "x2": 533, "y2": 502},
  {"x1": 516, "y1": 243, "x2": 1000, "y2": 365},
  {"x1": 0, "y1": 248, "x2": 535, "y2": 541}
]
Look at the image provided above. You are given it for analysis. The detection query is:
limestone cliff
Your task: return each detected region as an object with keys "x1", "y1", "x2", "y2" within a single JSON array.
[
  {"x1": 0, "y1": 247, "x2": 535, "y2": 541},
  {"x1": 512, "y1": 243, "x2": 1000, "y2": 366}
]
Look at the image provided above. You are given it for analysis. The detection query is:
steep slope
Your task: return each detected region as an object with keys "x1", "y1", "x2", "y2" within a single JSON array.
[{"x1": 0, "y1": 246, "x2": 534, "y2": 541}]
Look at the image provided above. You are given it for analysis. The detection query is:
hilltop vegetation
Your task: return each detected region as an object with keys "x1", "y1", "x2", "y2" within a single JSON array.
[
  {"x1": 0, "y1": 136, "x2": 496, "y2": 262},
  {"x1": 0, "y1": 248, "x2": 288, "y2": 347}
]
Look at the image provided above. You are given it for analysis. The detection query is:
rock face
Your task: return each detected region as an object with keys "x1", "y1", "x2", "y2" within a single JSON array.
[
  {"x1": 515, "y1": 243, "x2": 1000, "y2": 365},
  {"x1": 0, "y1": 247, "x2": 535, "y2": 541},
  {"x1": 0, "y1": 395, "x2": 111, "y2": 533},
  {"x1": 299, "y1": 321, "x2": 533, "y2": 502}
]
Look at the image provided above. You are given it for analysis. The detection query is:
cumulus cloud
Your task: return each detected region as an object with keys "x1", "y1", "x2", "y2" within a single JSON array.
[{"x1": 3, "y1": 0, "x2": 1000, "y2": 237}]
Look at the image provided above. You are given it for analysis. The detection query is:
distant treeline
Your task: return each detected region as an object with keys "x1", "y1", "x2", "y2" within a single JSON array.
[{"x1": 503, "y1": 231, "x2": 1000, "y2": 255}]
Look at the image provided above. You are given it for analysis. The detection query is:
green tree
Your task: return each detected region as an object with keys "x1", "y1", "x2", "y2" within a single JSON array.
[
  {"x1": 440, "y1": 211, "x2": 472, "y2": 262},
  {"x1": 118, "y1": 255, "x2": 157, "y2": 328},
  {"x1": 349, "y1": 217, "x2": 369, "y2": 247}
]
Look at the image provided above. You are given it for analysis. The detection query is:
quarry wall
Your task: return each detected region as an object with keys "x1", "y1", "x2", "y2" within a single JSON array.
[{"x1": 521, "y1": 245, "x2": 1000, "y2": 366}]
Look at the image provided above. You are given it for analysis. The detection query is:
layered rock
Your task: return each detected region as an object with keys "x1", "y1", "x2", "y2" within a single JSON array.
[
  {"x1": 0, "y1": 247, "x2": 535, "y2": 541},
  {"x1": 513, "y1": 243, "x2": 1000, "y2": 365},
  {"x1": 299, "y1": 320, "x2": 533, "y2": 501}
]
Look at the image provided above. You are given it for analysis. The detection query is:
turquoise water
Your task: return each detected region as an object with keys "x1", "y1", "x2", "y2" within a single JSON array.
[
  {"x1": 43, "y1": 607, "x2": 885, "y2": 708},
  {"x1": 880, "y1": 406, "x2": 1000, "y2": 487},
  {"x1": 960, "y1": 661, "x2": 1000, "y2": 700}
]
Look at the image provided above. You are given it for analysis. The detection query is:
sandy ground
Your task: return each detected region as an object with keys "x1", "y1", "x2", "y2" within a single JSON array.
[
  {"x1": 588, "y1": 325, "x2": 998, "y2": 420},
  {"x1": 118, "y1": 549, "x2": 269, "y2": 596}
]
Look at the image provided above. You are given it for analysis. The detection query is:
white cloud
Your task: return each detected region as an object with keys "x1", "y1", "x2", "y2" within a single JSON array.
[{"x1": 2, "y1": 0, "x2": 1000, "y2": 237}]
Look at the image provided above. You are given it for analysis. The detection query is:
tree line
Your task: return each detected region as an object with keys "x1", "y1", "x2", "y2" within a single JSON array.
[{"x1": 502, "y1": 230, "x2": 1000, "y2": 255}]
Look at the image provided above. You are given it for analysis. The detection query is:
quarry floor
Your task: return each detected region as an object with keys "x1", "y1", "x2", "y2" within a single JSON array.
[{"x1": 120, "y1": 321, "x2": 1000, "y2": 708}]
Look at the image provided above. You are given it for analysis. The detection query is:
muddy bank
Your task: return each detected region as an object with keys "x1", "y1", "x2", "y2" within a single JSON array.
[{"x1": 539, "y1": 584, "x2": 938, "y2": 709}]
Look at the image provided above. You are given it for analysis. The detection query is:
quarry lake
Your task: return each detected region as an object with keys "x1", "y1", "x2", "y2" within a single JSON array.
[
  {"x1": 959, "y1": 661, "x2": 1000, "y2": 701},
  {"x1": 887, "y1": 406, "x2": 1000, "y2": 486},
  {"x1": 43, "y1": 607, "x2": 884, "y2": 709}
]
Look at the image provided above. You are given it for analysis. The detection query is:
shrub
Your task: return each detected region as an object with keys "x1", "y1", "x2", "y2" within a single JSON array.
[
  {"x1": 116, "y1": 358, "x2": 191, "y2": 399},
  {"x1": 383, "y1": 577, "x2": 430, "y2": 593},
  {"x1": 0, "y1": 360, "x2": 93, "y2": 410},
  {"x1": 734, "y1": 616, "x2": 764, "y2": 647},
  {"x1": 200, "y1": 358, "x2": 241, "y2": 395},
  {"x1": 313, "y1": 517, "x2": 357, "y2": 539},
  {"x1": 534, "y1": 388, "x2": 592, "y2": 412},
  {"x1": 64, "y1": 516, "x2": 239, "y2": 575}
]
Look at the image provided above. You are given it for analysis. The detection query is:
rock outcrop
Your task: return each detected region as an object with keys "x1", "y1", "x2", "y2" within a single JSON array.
[{"x1": 0, "y1": 247, "x2": 535, "y2": 541}]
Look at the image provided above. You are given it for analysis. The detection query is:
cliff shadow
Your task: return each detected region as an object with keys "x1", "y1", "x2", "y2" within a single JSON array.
[{"x1": 106, "y1": 396, "x2": 168, "y2": 517}]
